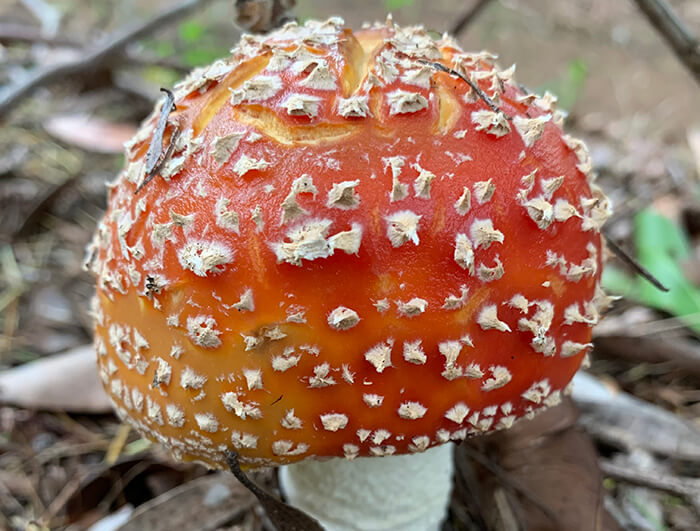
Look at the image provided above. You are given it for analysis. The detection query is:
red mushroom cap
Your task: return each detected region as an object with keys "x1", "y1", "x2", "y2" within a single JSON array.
[{"x1": 87, "y1": 17, "x2": 612, "y2": 469}]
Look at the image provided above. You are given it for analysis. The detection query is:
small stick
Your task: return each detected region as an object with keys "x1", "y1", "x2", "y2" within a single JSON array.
[
  {"x1": 224, "y1": 450, "x2": 324, "y2": 531},
  {"x1": 270, "y1": 394, "x2": 283, "y2": 406},
  {"x1": 145, "y1": 88, "x2": 176, "y2": 174},
  {"x1": 135, "y1": 127, "x2": 180, "y2": 195},
  {"x1": 450, "y1": 0, "x2": 495, "y2": 37},
  {"x1": 631, "y1": 0, "x2": 700, "y2": 85},
  {"x1": 603, "y1": 232, "x2": 669, "y2": 292},
  {"x1": 417, "y1": 58, "x2": 510, "y2": 118},
  {"x1": 0, "y1": 22, "x2": 81, "y2": 46},
  {"x1": 0, "y1": 0, "x2": 212, "y2": 119},
  {"x1": 599, "y1": 459, "x2": 700, "y2": 515}
]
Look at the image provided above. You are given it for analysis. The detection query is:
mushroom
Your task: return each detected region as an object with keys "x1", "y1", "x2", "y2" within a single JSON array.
[{"x1": 86, "y1": 16, "x2": 612, "y2": 531}]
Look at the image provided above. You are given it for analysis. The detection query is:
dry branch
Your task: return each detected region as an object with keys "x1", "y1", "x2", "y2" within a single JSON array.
[
  {"x1": 571, "y1": 371, "x2": 700, "y2": 461},
  {"x1": 594, "y1": 335, "x2": 700, "y2": 377},
  {"x1": 450, "y1": 0, "x2": 495, "y2": 37},
  {"x1": 631, "y1": 0, "x2": 700, "y2": 84},
  {"x1": 603, "y1": 232, "x2": 669, "y2": 292},
  {"x1": 0, "y1": 0, "x2": 212, "y2": 120},
  {"x1": 600, "y1": 460, "x2": 700, "y2": 515},
  {"x1": 0, "y1": 23, "x2": 80, "y2": 46}
]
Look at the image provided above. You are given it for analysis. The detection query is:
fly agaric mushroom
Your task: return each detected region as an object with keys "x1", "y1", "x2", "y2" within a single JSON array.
[{"x1": 86, "y1": 16, "x2": 613, "y2": 531}]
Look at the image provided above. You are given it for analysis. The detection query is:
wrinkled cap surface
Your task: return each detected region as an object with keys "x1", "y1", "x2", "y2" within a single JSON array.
[{"x1": 88, "y1": 17, "x2": 612, "y2": 469}]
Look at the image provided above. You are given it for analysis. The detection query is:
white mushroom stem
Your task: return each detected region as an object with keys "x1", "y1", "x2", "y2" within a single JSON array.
[{"x1": 279, "y1": 443, "x2": 454, "y2": 531}]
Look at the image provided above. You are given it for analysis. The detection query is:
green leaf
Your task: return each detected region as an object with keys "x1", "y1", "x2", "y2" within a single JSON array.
[
  {"x1": 635, "y1": 210, "x2": 700, "y2": 329},
  {"x1": 538, "y1": 59, "x2": 588, "y2": 110},
  {"x1": 604, "y1": 208, "x2": 700, "y2": 334},
  {"x1": 384, "y1": 0, "x2": 415, "y2": 10},
  {"x1": 178, "y1": 20, "x2": 205, "y2": 44},
  {"x1": 635, "y1": 209, "x2": 691, "y2": 261},
  {"x1": 601, "y1": 265, "x2": 638, "y2": 299}
]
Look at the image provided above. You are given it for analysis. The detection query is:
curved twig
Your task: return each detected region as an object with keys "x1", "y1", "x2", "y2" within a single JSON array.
[
  {"x1": 631, "y1": 0, "x2": 700, "y2": 84},
  {"x1": 603, "y1": 231, "x2": 669, "y2": 292},
  {"x1": 0, "y1": 0, "x2": 212, "y2": 120},
  {"x1": 450, "y1": 0, "x2": 495, "y2": 37},
  {"x1": 224, "y1": 450, "x2": 323, "y2": 531}
]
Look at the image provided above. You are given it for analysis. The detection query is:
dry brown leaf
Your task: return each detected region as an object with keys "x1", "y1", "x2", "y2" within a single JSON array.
[
  {"x1": 117, "y1": 472, "x2": 255, "y2": 531},
  {"x1": 0, "y1": 345, "x2": 111, "y2": 413},
  {"x1": 44, "y1": 114, "x2": 137, "y2": 154},
  {"x1": 463, "y1": 399, "x2": 622, "y2": 531},
  {"x1": 65, "y1": 457, "x2": 201, "y2": 527}
]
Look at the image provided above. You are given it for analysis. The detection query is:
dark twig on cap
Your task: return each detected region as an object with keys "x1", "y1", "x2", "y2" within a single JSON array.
[
  {"x1": 0, "y1": 0, "x2": 212, "y2": 119},
  {"x1": 417, "y1": 58, "x2": 510, "y2": 118},
  {"x1": 145, "y1": 89, "x2": 177, "y2": 174},
  {"x1": 631, "y1": 0, "x2": 700, "y2": 85},
  {"x1": 224, "y1": 450, "x2": 324, "y2": 531},
  {"x1": 135, "y1": 127, "x2": 180, "y2": 195},
  {"x1": 603, "y1": 232, "x2": 669, "y2": 292},
  {"x1": 450, "y1": 0, "x2": 495, "y2": 37}
]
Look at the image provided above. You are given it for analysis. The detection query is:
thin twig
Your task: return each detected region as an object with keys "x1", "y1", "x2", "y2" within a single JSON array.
[
  {"x1": 594, "y1": 335, "x2": 700, "y2": 376},
  {"x1": 0, "y1": 24, "x2": 189, "y2": 72},
  {"x1": 617, "y1": 312, "x2": 700, "y2": 338},
  {"x1": 599, "y1": 459, "x2": 700, "y2": 515},
  {"x1": 135, "y1": 127, "x2": 180, "y2": 195},
  {"x1": 450, "y1": 0, "x2": 495, "y2": 37},
  {"x1": 224, "y1": 450, "x2": 324, "y2": 531},
  {"x1": 603, "y1": 231, "x2": 669, "y2": 292},
  {"x1": 0, "y1": 23, "x2": 81, "y2": 46},
  {"x1": 0, "y1": 0, "x2": 211, "y2": 119},
  {"x1": 32, "y1": 441, "x2": 109, "y2": 466},
  {"x1": 38, "y1": 475, "x2": 83, "y2": 526},
  {"x1": 145, "y1": 89, "x2": 176, "y2": 174},
  {"x1": 630, "y1": 0, "x2": 700, "y2": 84},
  {"x1": 416, "y1": 58, "x2": 509, "y2": 118}
]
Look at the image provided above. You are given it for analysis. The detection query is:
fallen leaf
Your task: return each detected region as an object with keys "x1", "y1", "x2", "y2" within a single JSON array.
[
  {"x1": 603, "y1": 208, "x2": 700, "y2": 334},
  {"x1": 458, "y1": 399, "x2": 622, "y2": 531},
  {"x1": 44, "y1": 114, "x2": 137, "y2": 154},
  {"x1": 0, "y1": 345, "x2": 111, "y2": 413},
  {"x1": 66, "y1": 457, "x2": 198, "y2": 526},
  {"x1": 117, "y1": 472, "x2": 255, "y2": 531}
]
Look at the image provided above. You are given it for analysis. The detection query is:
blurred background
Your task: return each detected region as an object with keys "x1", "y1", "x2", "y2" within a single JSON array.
[{"x1": 0, "y1": 0, "x2": 699, "y2": 530}]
